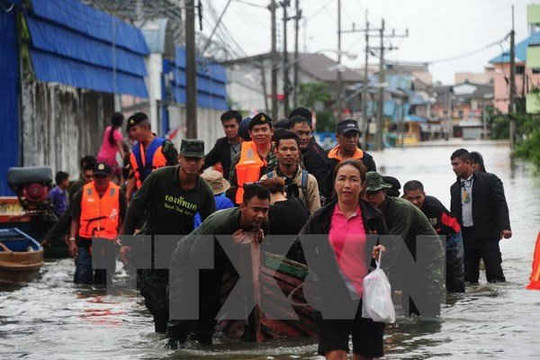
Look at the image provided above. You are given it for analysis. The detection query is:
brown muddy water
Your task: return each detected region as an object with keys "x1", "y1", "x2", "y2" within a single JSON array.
[{"x1": 1, "y1": 143, "x2": 539, "y2": 359}]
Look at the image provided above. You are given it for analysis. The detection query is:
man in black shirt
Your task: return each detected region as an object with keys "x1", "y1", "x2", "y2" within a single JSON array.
[
  {"x1": 324, "y1": 120, "x2": 376, "y2": 201},
  {"x1": 288, "y1": 107, "x2": 329, "y2": 194},
  {"x1": 203, "y1": 110, "x2": 243, "y2": 180},
  {"x1": 123, "y1": 139, "x2": 215, "y2": 333},
  {"x1": 403, "y1": 180, "x2": 465, "y2": 292}
]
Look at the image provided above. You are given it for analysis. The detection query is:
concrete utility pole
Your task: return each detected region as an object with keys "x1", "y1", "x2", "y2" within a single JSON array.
[
  {"x1": 293, "y1": 0, "x2": 301, "y2": 108},
  {"x1": 336, "y1": 0, "x2": 343, "y2": 122},
  {"x1": 282, "y1": 0, "x2": 291, "y2": 117},
  {"x1": 341, "y1": 14, "x2": 406, "y2": 150},
  {"x1": 509, "y1": 5, "x2": 516, "y2": 149},
  {"x1": 375, "y1": 19, "x2": 385, "y2": 151},
  {"x1": 362, "y1": 15, "x2": 370, "y2": 148},
  {"x1": 270, "y1": 0, "x2": 278, "y2": 121},
  {"x1": 185, "y1": 0, "x2": 197, "y2": 138}
]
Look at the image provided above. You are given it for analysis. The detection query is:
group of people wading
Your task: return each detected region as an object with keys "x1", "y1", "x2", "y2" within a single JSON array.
[{"x1": 47, "y1": 108, "x2": 511, "y2": 360}]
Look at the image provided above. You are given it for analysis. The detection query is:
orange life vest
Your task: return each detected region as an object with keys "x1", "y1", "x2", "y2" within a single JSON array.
[
  {"x1": 130, "y1": 138, "x2": 168, "y2": 188},
  {"x1": 79, "y1": 182, "x2": 120, "y2": 240},
  {"x1": 327, "y1": 146, "x2": 364, "y2": 162},
  {"x1": 235, "y1": 141, "x2": 265, "y2": 204}
]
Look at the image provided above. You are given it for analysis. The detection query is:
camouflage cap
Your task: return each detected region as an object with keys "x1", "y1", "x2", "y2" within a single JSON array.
[
  {"x1": 365, "y1": 171, "x2": 393, "y2": 192},
  {"x1": 180, "y1": 139, "x2": 204, "y2": 158}
]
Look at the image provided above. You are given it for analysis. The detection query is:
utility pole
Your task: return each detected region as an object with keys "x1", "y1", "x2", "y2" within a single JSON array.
[
  {"x1": 293, "y1": 0, "x2": 301, "y2": 108},
  {"x1": 509, "y1": 5, "x2": 516, "y2": 149},
  {"x1": 337, "y1": 0, "x2": 343, "y2": 122},
  {"x1": 282, "y1": 0, "x2": 291, "y2": 117},
  {"x1": 361, "y1": 15, "x2": 370, "y2": 148},
  {"x1": 376, "y1": 19, "x2": 385, "y2": 151},
  {"x1": 342, "y1": 14, "x2": 406, "y2": 150},
  {"x1": 270, "y1": 0, "x2": 278, "y2": 121},
  {"x1": 185, "y1": 0, "x2": 197, "y2": 138}
]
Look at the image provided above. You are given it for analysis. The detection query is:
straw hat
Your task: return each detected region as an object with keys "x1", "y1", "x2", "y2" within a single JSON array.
[{"x1": 201, "y1": 169, "x2": 230, "y2": 195}]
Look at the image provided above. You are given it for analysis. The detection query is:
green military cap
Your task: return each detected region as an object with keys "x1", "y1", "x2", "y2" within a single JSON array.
[
  {"x1": 180, "y1": 139, "x2": 205, "y2": 158},
  {"x1": 365, "y1": 171, "x2": 393, "y2": 192}
]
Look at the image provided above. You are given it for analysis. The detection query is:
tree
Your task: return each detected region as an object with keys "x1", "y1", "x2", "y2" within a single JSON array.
[{"x1": 297, "y1": 82, "x2": 335, "y2": 132}]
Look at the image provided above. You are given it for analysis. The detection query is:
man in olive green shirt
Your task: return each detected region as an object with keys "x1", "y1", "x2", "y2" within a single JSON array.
[
  {"x1": 363, "y1": 171, "x2": 444, "y2": 317},
  {"x1": 123, "y1": 139, "x2": 215, "y2": 334}
]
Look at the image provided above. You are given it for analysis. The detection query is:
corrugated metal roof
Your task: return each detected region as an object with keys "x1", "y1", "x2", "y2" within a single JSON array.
[
  {"x1": 26, "y1": 0, "x2": 149, "y2": 98},
  {"x1": 490, "y1": 31, "x2": 540, "y2": 64},
  {"x1": 168, "y1": 47, "x2": 228, "y2": 110},
  {"x1": 0, "y1": 5, "x2": 20, "y2": 195}
]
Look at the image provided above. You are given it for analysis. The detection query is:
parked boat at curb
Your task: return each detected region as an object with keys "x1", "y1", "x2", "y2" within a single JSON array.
[{"x1": 0, "y1": 228, "x2": 44, "y2": 284}]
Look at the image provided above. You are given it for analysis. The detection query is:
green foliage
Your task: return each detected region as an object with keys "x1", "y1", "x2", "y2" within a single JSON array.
[
  {"x1": 297, "y1": 82, "x2": 331, "y2": 108},
  {"x1": 297, "y1": 82, "x2": 336, "y2": 132},
  {"x1": 315, "y1": 111, "x2": 336, "y2": 132},
  {"x1": 487, "y1": 106, "x2": 540, "y2": 167},
  {"x1": 515, "y1": 115, "x2": 540, "y2": 167}
]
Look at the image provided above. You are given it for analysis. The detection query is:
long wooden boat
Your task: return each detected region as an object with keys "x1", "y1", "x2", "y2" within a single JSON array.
[
  {"x1": 0, "y1": 228, "x2": 44, "y2": 284},
  {"x1": 217, "y1": 245, "x2": 317, "y2": 342}
]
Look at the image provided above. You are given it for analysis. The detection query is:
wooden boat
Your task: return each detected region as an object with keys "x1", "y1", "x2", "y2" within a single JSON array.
[
  {"x1": 0, "y1": 228, "x2": 44, "y2": 284},
  {"x1": 217, "y1": 246, "x2": 317, "y2": 342}
]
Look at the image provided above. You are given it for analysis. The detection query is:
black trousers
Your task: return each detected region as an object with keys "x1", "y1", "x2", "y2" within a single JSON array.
[
  {"x1": 462, "y1": 227, "x2": 505, "y2": 283},
  {"x1": 140, "y1": 269, "x2": 169, "y2": 333}
]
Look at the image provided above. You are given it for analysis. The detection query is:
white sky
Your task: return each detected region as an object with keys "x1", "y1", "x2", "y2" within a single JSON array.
[{"x1": 201, "y1": 0, "x2": 535, "y2": 84}]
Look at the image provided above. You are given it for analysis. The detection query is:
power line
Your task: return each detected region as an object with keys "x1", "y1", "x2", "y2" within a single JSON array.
[
  {"x1": 205, "y1": 0, "x2": 248, "y2": 57},
  {"x1": 303, "y1": 0, "x2": 333, "y2": 22},
  {"x1": 425, "y1": 34, "x2": 509, "y2": 64}
]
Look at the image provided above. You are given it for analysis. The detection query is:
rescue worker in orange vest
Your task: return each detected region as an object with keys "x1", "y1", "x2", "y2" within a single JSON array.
[
  {"x1": 228, "y1": 112, "x2": 277, "y2": 204},
  {"x1": 126, "y1": 112, "x2": 178, "y2": 200},
  {"x1": 323, "y1": 119, "x2": 377, "y2": 201},
  {"x1": 69, "y1": 162, "x2": 127, "y2": 285}
]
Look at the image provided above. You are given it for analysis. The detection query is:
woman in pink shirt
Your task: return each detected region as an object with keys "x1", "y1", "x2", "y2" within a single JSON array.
[
  {"x1": 299, "y1": 160, "x2": 387, "y2": 360},
  {"x1": 97, "y1": 112, "x2": 126, "y2": 182}
]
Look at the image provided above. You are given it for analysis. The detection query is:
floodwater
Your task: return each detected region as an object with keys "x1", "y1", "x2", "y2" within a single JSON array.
[{"x1": 1, "y1": 143, "x2": 540, "y2": 360}]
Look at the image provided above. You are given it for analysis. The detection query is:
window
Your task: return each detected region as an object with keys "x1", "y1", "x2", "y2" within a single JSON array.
[{"x1": 516, "y1": 66, "x2": 525, "y2": 75}]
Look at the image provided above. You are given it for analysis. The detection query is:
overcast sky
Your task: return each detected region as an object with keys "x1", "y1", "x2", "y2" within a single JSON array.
[{"x1": 201, "y1": 0, "x2": 533, "y2": 84}]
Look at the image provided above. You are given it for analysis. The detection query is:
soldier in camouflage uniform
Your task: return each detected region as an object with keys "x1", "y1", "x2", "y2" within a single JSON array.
[{"x1": 363, "y1": 172, "x2": 444, "y2": 317}]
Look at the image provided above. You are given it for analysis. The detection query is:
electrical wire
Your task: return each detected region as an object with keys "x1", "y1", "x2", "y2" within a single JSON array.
[
  {"x1": 206, "y1": 0, "x2": 249, "y2": 57},
  {"x1": 425, "y1": 34, "x2": 510, "y2": 64}
]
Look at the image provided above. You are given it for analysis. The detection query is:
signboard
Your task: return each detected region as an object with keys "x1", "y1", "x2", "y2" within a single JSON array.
[
  {"x1": 526, "y1": 93, "x2": 540, "y2": 113},
  {"x1": 528, "y1": 4, "x2": 540, "y2": 25},
  {"x1": 527, "y1": 45, "x2": 540, "y2": 68}
]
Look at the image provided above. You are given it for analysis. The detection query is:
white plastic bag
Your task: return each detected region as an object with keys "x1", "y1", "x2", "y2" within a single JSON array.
[{"x1": 362, "y1": 254, "x2": 396, "y2": 323}]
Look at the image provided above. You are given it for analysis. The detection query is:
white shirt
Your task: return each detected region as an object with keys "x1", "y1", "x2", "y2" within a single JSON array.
[{"x1": 460, "y1": 175, "x2": 474, "y2": 227}]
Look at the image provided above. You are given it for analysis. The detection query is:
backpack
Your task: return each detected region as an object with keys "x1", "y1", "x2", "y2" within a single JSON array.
[{"x1": 267, "y1": 170, "x2": 309, "y2": 201}]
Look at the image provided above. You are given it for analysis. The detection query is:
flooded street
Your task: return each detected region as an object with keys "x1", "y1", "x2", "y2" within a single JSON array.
[{"x1": 1, "y1": 143, "x2": 540, "y2": 360}]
